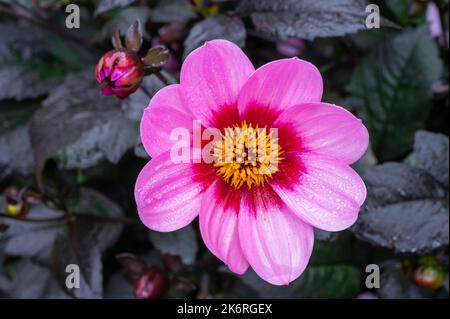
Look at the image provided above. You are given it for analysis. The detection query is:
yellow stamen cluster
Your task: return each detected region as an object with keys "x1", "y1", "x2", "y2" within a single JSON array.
[{"x1": 213, "y1": 121, "x2": 283, "y2": 189}]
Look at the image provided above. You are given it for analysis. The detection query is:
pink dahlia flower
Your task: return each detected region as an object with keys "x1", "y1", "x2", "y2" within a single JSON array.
[{"x1": 135, "y1": 40, "x2": 369, "y2": 285}]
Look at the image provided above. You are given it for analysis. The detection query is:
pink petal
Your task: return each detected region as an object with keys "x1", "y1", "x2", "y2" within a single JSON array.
[
  {"x1": 141, "y1": 84, "x2": 193, "y2": 158},
  {"x1": 113, "y1": 65, "x2": 142, "y2": 87},
  {"x1": 135, "y1": 152, "x2": 205, "y2": 232},
  {"x1": 274, "y1": 102, "x2": 369, "y2": 164},
  {"x1": 238, "y1": 58, "x2": 323, "y2": 125},
  {"x1": 101, "y1": 85, "x2": 113, "y2": 96},
  {"x1": 272, "y1": 154, "x2": 366, "y2": 232},
  {"x1": 199, "y1": 181, "x2": 249, "y2": 274},
  {"x1": 238, "y1": 187, "x2": 314, "y2": 285},
  {"x1": 180, "y1": 39, "x2": 255, "y2": 127}
]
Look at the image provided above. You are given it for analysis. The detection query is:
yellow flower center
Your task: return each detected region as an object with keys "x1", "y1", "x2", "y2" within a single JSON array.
[{"x1": 213, "y1": 121, "x2": 283, "y2": 189}]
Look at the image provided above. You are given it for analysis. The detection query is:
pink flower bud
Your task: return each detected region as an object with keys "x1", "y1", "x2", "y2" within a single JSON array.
[
  {"x1": 134, "y1": 267, "x2": 168, "y2": 299},
  {"x1": 95, "y1": 49, "x2": 144, "y2": 99}
]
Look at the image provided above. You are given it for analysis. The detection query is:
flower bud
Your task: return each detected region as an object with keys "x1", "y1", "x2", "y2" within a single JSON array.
[
  {"x1": 95, "y1": 49, "x2": 144, "y2": 99},
  {"x1": 411, "y1": 265, "x2": 444, "y2": 289},
  {"x1": 134, "y1": 267, "x2": 168, "y2": 299},
  {"x1": 4, "y1": 187, "x2": 29, "y2": 217}
]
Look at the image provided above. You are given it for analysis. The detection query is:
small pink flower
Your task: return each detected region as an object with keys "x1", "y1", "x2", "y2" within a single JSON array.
[
  {"x1": 95, "y1": 49, "x2": 144, "y2": 99},
  {"x1": 135, "y1": 40, "x2": 369, "y2": 285}
]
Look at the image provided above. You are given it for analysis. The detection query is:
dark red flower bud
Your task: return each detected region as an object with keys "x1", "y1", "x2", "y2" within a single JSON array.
[
  {"x1": 411, "y1": 265, "x2": 444, "y2": 289},
  {"x1": 95, "y1": 49, "x2": 144, "y2": 99},
  {"x1": 134, "y1": 267, "x2": 168, "y2": 299}
]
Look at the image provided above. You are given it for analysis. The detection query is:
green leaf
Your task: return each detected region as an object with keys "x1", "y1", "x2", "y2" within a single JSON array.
[
  {"x1": 241, "y1": 265, "x2": 361, "y2": 298},
  {"x1": 184, "y1": 15, "x2": 246, "y2": 58},
  {"x1": 350, "y1": 27, "x2": 443, "y2": 160},
  {"x1": 149, "y1": 225, "x2": 197, "y2": 265},
  {"x1": 353, "y1": 163, "x2": 449, "y2": 253},
  {"x1": 236, "y1": 0, "x2": 390, "y2": 40}
]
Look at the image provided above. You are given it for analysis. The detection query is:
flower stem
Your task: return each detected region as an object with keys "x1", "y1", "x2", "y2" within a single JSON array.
[
  {"x1": 0, "y1": 212, "x2": 66, "y2": 223},
  {"x1": 154, "y1": 71, "x2": 171, "y2": 86}
]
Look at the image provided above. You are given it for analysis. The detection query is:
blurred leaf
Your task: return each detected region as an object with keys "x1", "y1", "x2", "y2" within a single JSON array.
[
  {"x1": 379, "y1": 262, "x2": 432, "y2": 299},
  {"x1": 104, "y1": 271, "x2": 135, "y2": 298},
  {"x1": 51, "y1": 187, "x2": 125, "y2": 299},
  {"x1": 350, "y1": 27, "x2": 443, "y2": 160},
  {"x1": 149, "y1": 0, "x2": 197, "y2": 24},
  {"x1": 41, "y1": 31, "x2": 93, "y2": 70},
  {"x1": 220, "y1": 272, "x2": 259, "y2": 298},
  {"x1": 149, "y1": 225, "x2": 197, "y2": 265},
  {"x1": 0, "y1": 201, "x2": 63, "y2": 263},
  {"x1": 0, "y1": 23, "x2": 69, "y2": 100},
  {"x1": 0, "y1": 259, "x2": 69, "y2": 299},
  {"x1": 0, "y1": 101, "x2": 38, "y2": 134},
  {"x1": 68, "y1": 188, "x2": 125, "y2": 253},
  {"x1": 184, "y1": 15, "x2": 246, "y2": 57},
  {"x1": 387, "y1": 0, "x2": 425, "y2": 26},
  {"x1": 0, "y1": 65, "x2": 58, "y2": 101},
  {"x1": 309, "y1": 240, "x2": 353, "y2": 266},
  {"x1": 236, "y1": 0, "x2": 385, "y2": 40},
  {"x1": 353, "y1": 163, "x2": 449, "y2": 253},
  {"x1": 95, "y1": 6, "x2": 151, "y2": 42},
  {"x1": 95, "y1": 0, "x2": 137, "y2": 16},
  {"x1": 0, "y1": 23, "x2": 44, "y2": 63},
  {"x1": 411, "y1": 131, "x2": 449, "y2": 188},
  {"x1": 53, "y1": 231, "x2": 103, "y2": 299},
  {"x1": 241, "y1": 265, "x2": 360, "y2": 298},
  {"x1": 0, "y1": 188, "x2": 123, "y2": 265},
  {"x1": 0, "y1": 101, "x2": 38, "y2": 181},
  {"x1": 314, "y1": 228, "x2": 341, "y2": 242},
  {"x1": 0, "y1": 124, "x2": 35, "y2": 182},
  {"x1": 29, "y1": 70, "x2": 139, "y2": 181}
]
